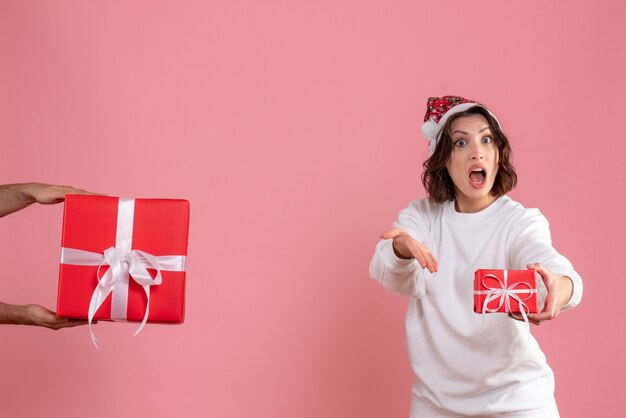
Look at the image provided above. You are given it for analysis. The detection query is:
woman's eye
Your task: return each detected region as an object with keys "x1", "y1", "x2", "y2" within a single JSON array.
[
  {"x1": 453, "y1": 139, "x2": 467, "y2": 148},
  {"x1": 482, "y1": 136, "x2": 493, "y2": 144}
]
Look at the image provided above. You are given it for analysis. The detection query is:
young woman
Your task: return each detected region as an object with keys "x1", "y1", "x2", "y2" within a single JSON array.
[{"x1": 369, "y1": 96, "x2": 583, "y2": 418}]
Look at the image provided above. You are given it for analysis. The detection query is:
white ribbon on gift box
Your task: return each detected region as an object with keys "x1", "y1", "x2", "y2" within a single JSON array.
[
  {"x1": 473, "y1": 270, "x2": 536, "y2": 333},
  {"x1": 60, "y1": 198, "x2": 186, "y2": 347}
]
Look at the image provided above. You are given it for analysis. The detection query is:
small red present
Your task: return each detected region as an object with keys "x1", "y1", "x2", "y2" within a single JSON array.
[
  {"x1": 473, "y1": 269, "x2": 538, "y2": 315},
  {"x1": 57, "y1": 195, "x2": 189, "y2": 345}
]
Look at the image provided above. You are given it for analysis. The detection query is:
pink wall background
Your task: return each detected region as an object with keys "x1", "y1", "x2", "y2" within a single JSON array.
[{"x1": 1, "y1": 1, "x2": 624, "y2": 417}]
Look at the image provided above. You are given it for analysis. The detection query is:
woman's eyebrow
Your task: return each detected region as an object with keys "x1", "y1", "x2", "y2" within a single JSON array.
[{"x1": 450, "y1": 127, "x2": 491, "y2": 136}]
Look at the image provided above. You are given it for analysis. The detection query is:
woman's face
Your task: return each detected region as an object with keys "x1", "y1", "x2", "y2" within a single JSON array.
[{"x1": 445, "y1": 114, "x2": 499, "y2": 213}]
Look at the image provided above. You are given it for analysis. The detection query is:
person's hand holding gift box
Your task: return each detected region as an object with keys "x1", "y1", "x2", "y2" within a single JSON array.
[
  {"x1": 0, "y1": 183, "x2": 97, "y2": 330},
  {"x1": 474, "y1": 265, "x2": 574, "y2": 327}
]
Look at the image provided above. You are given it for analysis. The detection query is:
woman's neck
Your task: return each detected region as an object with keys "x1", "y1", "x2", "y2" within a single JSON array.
[{"x1": 454, "y1": 194, "x2": 498, "y2": 213}]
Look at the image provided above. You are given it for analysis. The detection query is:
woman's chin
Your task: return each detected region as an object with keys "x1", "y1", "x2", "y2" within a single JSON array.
[{"x1": 459, "y1": 184, "x2": 491, "y2": 198}]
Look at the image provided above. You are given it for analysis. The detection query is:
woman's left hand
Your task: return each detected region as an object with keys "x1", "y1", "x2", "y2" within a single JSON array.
[{"x1": 510, "y1": 262, "x2": 573, "y2": 325}]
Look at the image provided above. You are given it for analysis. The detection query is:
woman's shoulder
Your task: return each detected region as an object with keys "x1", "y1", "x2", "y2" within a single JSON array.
[
  {"x1": 394, "y1": 197, "x2": 443, "y2": 237},
  {"x1": 403, "y1": 197, "x2": 446, "y2": 218},
  {"x1": 500, "y1": 196, "x2": 548, "y2": 227}
]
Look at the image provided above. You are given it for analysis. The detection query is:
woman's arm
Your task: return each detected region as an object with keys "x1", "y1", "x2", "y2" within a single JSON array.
[
  {"x1": 369, "y1": 201, "x2": 437, "y2": 298},
  {"x1": 369, "y1": 238, "x2": 420, "y2": 297},
  {"x1": 508, "y1": 210, "x2": 583, "y2": 323}
]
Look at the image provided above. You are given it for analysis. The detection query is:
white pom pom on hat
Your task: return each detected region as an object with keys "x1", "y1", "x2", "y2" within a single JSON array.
[{"x1": 421, "y1": 96, "x2": 500, "y2": 155}]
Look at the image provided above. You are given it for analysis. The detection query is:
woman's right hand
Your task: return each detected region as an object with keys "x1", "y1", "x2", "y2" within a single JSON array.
[{"x1": 380, "y1": 228, "x2": 438, "y2": 273}]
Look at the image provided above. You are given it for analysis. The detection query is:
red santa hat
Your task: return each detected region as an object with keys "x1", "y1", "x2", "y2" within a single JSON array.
[{"x1": 421, "y1": 95, "x2": 501, "y2": 155}]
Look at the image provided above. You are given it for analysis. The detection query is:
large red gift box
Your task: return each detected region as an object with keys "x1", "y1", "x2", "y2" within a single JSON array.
[
  {"x1": 473, "y1": 269, "x2": 538, "y2": 315},
  {"x1": 57, "y1": 195, "x2": 189, "y2": 326}
]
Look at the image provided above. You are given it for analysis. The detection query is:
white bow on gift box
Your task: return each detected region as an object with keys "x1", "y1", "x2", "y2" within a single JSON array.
[{"x1": 474, "y1": 270, "x2": 537, "y2": 333}]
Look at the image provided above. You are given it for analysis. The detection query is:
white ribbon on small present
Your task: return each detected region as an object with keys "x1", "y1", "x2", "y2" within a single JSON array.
[
  {"x1": 474, "y1": 270, "x2": 536, "y2": 333},
  {"x1": 60, "y1": 198, "x2": 186, "y2": 347}
]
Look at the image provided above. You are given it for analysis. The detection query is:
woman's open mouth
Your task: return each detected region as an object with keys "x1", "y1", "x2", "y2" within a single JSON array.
[{"x1": 469, "y1": 167, "x2": 487, "y2": 187}]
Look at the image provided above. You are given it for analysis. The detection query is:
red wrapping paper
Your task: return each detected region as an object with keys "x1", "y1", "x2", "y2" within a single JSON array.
[
  {"x1": 57, "y1": 195, "x2": 189, "y2": 323},
  {"x1": 473, "y1": 269, "x2": 538, "y2": 314}
]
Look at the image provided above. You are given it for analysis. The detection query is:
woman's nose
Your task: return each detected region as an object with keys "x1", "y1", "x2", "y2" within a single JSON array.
[{"x1": 469, "y1": 143, "x2": 485, "y2": 160}]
